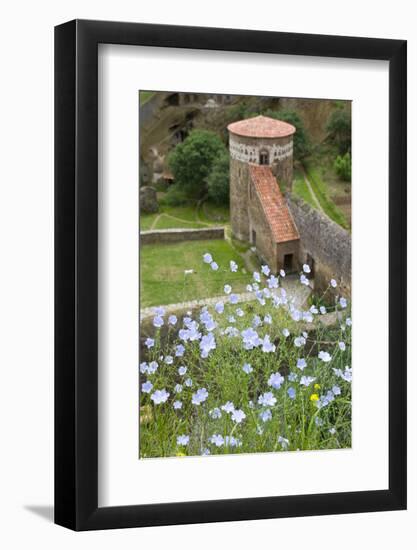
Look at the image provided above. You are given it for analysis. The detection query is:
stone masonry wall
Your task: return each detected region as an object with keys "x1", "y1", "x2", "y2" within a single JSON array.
[
  {"x1": 140, "y1": 227, "x2": 225, "y2": 245},
  {"x1": 287, "y1": 194, "x2": 351, "y2": 296}
]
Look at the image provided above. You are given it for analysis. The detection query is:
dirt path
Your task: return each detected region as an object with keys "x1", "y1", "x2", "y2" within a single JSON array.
[{"x1": 301, "y1": 166, "x2": 323, "y2": 212}]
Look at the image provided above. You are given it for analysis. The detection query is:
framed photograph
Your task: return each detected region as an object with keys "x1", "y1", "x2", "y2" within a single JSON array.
[{"x1": 55, "y1": 20, "x2": 407, "y2": 530}]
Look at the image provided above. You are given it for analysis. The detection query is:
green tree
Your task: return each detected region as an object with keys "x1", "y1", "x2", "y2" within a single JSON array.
[
  {"x1": 168, "y1": 130, "x2": 227, "y2": 197},
  {"x1": 265, "y1": 109, "x2": 311, "y2": 159},
  {"x1": 207, "y1": 150, "x2": 230, "y2": 205},
  {"x1": 326, "y1": 109, "x2": 351, "y2": 154},
  {"x1": 334, "y1": 152, "x2": 351, "y2": 181}
]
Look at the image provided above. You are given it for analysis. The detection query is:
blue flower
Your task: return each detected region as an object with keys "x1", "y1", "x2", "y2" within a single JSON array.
[
  {"x1": 329, "y1": 427, "x2": 337, "y2": 435},
  {"x1": 229, "y1": 294, "x2": 239, "y2": 304},
  {"x1": 200, "y1": 332, "x2": 216, "y2": 358},
  {"x1": 320, "y1": 305, "x2": 327, "y2": 314},
  {"x1": 164, "y1": 355, "x2": 173, "y2": 365},
  {"x1": 242, "y1": 363, "x2": 253, "y2": 374},
  {"x1": 241, "y1": 327, "x2": 261, "y2": 350},
  {"x1": 168, "y1": 315, "x2": 177, "y2": 326},
  {"x1": 236, "y1": 308, "x2": 244, "y2": 317},
  {"x1": 332, "y1": 385, "x2": 341, "y2": 396},
  {"x1": 259, "y1": 409, "x2": 272, "y2": 422},
  {"x1": 209, "y1": 434, "x2": 224, "y2": 447},
  {"x1": 346, "y1": 317, "x2": 352, "y2": 326},
  {"x1": 230, "y1": 260, "x2": 238, "y2": 272},
  {"x1": 215, "y1": 301, "x2": 224, "y2": 314},
  {"x1": 224, "y1": 436, "x2": 242, "y2": 447},
  {"x1": 330, "y1": 278, "x2": 337, "y2": 288},
  {"x1": 178, "y1": 366, "x2": 187, "y2": 376},
  {"x1": 231, "y1": 409, "x2": 246, "y2": 424},
  {"x1": 224, "y1": 284, "x2": 232, "y2": 295},
  {"x1": 300, "y1": 376, "x2": 316, "y2": 387},
  {"x1": 144, "y1": 338, "x2": 154, "y2": 349},
  {"x1": 261, "y1": 334, "x2": 276, "y2": 353},
  {"x1": 209, "y1": 407, "x2": 222, "y2": 419},
  {"x1": 139, "y1": 362, "x2": 148, "y2": 374},
  {"x1": 228, "y1": 315, "x2": 236, "y2": 324},
  {"x1": 338, "y1": 341, "x2": 346, "y2": 351},
  {"x1": 264, "y1": 314, "x2": 272, "y2": 325},
  {"x1": 340, "y1": 297, "x2": 348, "y2": 309},
  {"x1": 300, "y1": 274, "x2": 309, "y2": 286},
  {"x1": 210, "y1": 261, "x2": 219, "y2": 271},
  {"x1": 177, "y1": 435, "x2": 189, "y2": 446},
  {"x1": 282, "y1": 328, "x2": 290, "y2": 338},
  {"x1": 287, "y1": 387, "x2": 296, "y2": 399},
  {"x1": 185, "y1": 378, "x2": 193, "y2": 387},
  {"x1": 318, "y1": 350, "x2": 332, "y2": 362},
  {"x1": 203, "y1": 253, "x2": 213, "y2": 264},
  {"x1": 150, "y1": 389, "x2": 170, "y2": 404},
  {"x1": 303, "y1": 311, "x2": 314, "y2": 323},
  {"x1": 294, "y1": 336, "x2": 306, "y2": 347},
  {"x1": 221, "y1": 401, "x2": 235, "y2": 414},
  {"x1": 192, "y1": 387, "x2": 209, "y2": 405},
  {"x1": 288, "y1": 372, "x2": 298, "y2": 382},
  {"x1": 141, "y1": 381, "x2": 153, "y2": 393},
  {"x1": 261, "y1": 265, "x2": 270, "y2": 276},
  {"x1": 153, "y1": 316, "x2": 164, "y2": 328},
  {"x1": 174, "y1": 384, "x2": 183, "y2": 393},
  {"x1": 252, "y1": 315, "x2": 262, "y2": 328},
  {"x1": 153, "y1": 306, "x2": 165, "y2": 316},
  {"x1": 258, "y1": 392, "x2": 277, "y2": 407},
  {"x1": 296, "y1": 358, "x2": 307, "y2": 370},
  {"x1": 246, "y1": 284, "x2": 253, "y2": 292},
  {"x1": 310, "y1": 305, "x2": 319, "y2": 315},
  {"x1": 173, "y1": 400, "x2": 183, "y2": 410},
  {"x1": 280, "y1": 269, "x2": 286, "y2": 277},
  {"x1": 303, "y1": 264, "x2": 311, "y2": 273},
  {"x1": 175, "y1": 344, "x2": 185, "y2": 357},
  {"x1": 268, "y1": 372, "x2": 284, "y2": 389},
  {"x1": 148, "y1": 361, "x2": 158, "y2": 374},
  {"x1": 253, "y1": 271, "x2": 261, "y2": 283}
]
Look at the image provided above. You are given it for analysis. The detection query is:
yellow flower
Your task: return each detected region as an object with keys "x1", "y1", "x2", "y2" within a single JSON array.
[
  {"x1": 314, "y1": 383, "x2": 321, "y2": 390},
  {"x1": 310, "y1": 393, "x2": 319, "y2": 402}
]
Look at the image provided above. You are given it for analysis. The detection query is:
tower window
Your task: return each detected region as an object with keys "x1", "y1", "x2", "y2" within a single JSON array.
[{"x1": 259, "y1": 149, "x2": 269, "y2": 165}]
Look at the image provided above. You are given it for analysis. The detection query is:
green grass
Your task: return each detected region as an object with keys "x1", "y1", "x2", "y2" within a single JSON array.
[
  {"x1": 199, "y1": 202, "x2": 230, "y2": 224},
  {"x1": 140, "y1": 239, "x2": 248, "y2": 308},
  {"x1": 140, "y1": 91, "x2": 155, "y2": 105},
  {"x1": 293, "y1": 170, "x2": 316, "y2": 207},
  {"x1": 153, "y1": 215, "x2": 206, "y2": 230},
  {"x1": 304, "y1": 164, "x2": 349, "y2": 229},
  {"x1": 140, "y1": 213, "x2": 159, "y2": 231}
]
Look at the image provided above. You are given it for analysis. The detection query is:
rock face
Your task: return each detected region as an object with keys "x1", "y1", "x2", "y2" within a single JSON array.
[{"x1": 139, "y1": 186, "x2": 158, "y2": 213}]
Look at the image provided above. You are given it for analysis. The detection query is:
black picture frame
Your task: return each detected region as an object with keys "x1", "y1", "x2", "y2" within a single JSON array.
[{"x1": 55, "y1": 19, "x2": 407, "y2": 531}]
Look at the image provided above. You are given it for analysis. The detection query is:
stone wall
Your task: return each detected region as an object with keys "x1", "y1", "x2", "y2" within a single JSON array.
[
  {"x1": 140, "y1": 227, "x2": 225, "y2": 245},
  {"x1": 287, "y1": 194, "x2": 351, "y2": 296}
]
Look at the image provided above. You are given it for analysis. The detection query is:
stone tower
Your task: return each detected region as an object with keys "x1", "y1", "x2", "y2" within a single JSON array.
[{"x1": 227, "y1": 115, "x2": 296, "y2": 242}]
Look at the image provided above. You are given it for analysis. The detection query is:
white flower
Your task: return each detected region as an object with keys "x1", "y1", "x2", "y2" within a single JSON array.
[
  {"x1": 261, "y1": 265, "x2": 270, "y2": 276},
  {"x1": 150, "y1": 389, "x2": 170, "y2": 404},
  {"x1": 330, "y1": 279, "x2": 337, "y2": 288},
  {"x1": 173, "y1": 400, "x2": 183, "y2": 410},
  {"x1": 224, "y1": 284, "x2": 232, "y2": 295},
  {"x1": 242, "y1": 363, "x2": 253, "y2": 374},
  {"x1": 296, "y1": 358, "x2": 307, "y2": 370},
  {"x1": 300, "y1": 274, "x2": 310, "y2": 286},
  {"x1": 230, "y1": 260, "x2": 238, "y2": 272},
  {"x1": 184, "y1": 269, "x2": 194, "y2": 275},
  {"x1": 303, "y1": 264, "x2": 311, "y2": 273},
  {"x1": 340, "y1": 297, "x2": 348, "y2": 308},
  {"x1": 210, "y1": 261, "x2": 219, "y2": 271},
  {"x1": 278, "y1": 436, "x2": 289, "y2": 450},
  {"x1": 294, "y1": 336, "x2": 306, "y2": 347},
  {"x1": 282, "y1": 328, "x2": 290, "y2": 338},
  {"x1": 320, "y1": 305, "x2": 327, "y2": 315},
  {"x1": 178, "y1": 366, "x2": 187, "y2": 376},
  {"x1": 300, "y1": 376, "x2": 316, "y2": 387},
  {"x1": 253, "y1": 271, "x2": 261, "y2": 283},
  {"x1": 318, "y1": 350, "x2": 332, "y2": 362},
  {"x1": 280, "y1": 269, "x2": 286, "y2": 277},
  {"x1": 338, "y1": 341, "x2": 346, "y2": 351},
  {"x1": 268, "y1": 372, "x2": 284, "y2": 389},
  {"x1": 258, "y1": 392, "x2": 277, "y2": 407},
  {"x1": 209, "y1": 434, "x2": 224, "y2": 447},
  {"x1": 221, "y1": 401, "x2": 235, "y2": 414}
]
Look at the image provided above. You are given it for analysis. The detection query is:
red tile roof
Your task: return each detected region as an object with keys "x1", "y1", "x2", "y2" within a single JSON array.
[
  {"x1": 249, "y1": 164, "x2": 299, "y2": 243},
  {"x1": 228, "y1": 115, "x2": 296, "y2": 139}
]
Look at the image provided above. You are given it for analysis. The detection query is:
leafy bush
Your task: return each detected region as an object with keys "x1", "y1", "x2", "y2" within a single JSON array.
[
  {"x1": 334, "y1": 153, "x2": 351, "y2": 181},
  {"x1": 168, "y1": 130, "x2": 227, "y2": 197},
  {"x1": 159, "y1": 185, "x2": 190, "y2": 207},
  {"x1": 326, "y1": 109, "x2": 351, "y2": 154},
  {"x1": 207, "y1": 150, "x2": 230, "y2": 205}
]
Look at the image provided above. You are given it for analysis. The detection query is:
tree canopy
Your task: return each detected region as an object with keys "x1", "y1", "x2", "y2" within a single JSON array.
[
  {"x1": 264, "y1": 109, "x2": 311, "y2": 159},
  {"x1": 168, "y1": 130, "x2": 227, "y2": 197},
  {"x1": 326, "y1": 109, "x2": 351, "y2": 154},
  {"x1": 207, "y1": 150, "x2": 230, "y2": 205}
]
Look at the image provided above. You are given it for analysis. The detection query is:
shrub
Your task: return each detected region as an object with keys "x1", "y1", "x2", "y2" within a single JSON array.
[
  {"x1": 326, "y1": 109, "x2": 351, "y2": 154},
  {"x1": 159, "y1": 185, "x2": 190, "y2": 206},
  {"x1": 207, "y1": 150, "x2": 230, "y2": 205},
  {"x1": 168, "y1": 130, "x2": 227, "y2": 197},
  {"x1": 334, "y1": 153, "x2": 351, "y2": 181}
]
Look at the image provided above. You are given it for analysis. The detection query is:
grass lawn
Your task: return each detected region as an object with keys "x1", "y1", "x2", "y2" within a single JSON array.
[
  {"x1": 140, "y1": 212, "x2": 159, "y2": 230},
  {"x1": 304, "y1": 164, "x2": 349, "y2": 230},
  {"x1": 140, "y1": 239, "x2": 248, "y2": 308},
  {"x1": 293, "y1": 169, "x2": 315, "y2": 207},
  {"x1": 140, "y1": 201, "x2": 230, "y2": 231},
  {"x1": 153, "y1": 215, "x2": 206, "y2": 230},
  {"x1": 139, "y1": 91, "x2": 155, "y2": 105}
]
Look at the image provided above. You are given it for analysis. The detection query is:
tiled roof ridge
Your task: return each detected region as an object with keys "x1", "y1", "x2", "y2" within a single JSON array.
[
  {"x1": 227, "y1": 114, "x2": 296, "y2": 139},
  {"x1": 249, "y1": 164, "x2": 299, "y2": 243}
]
